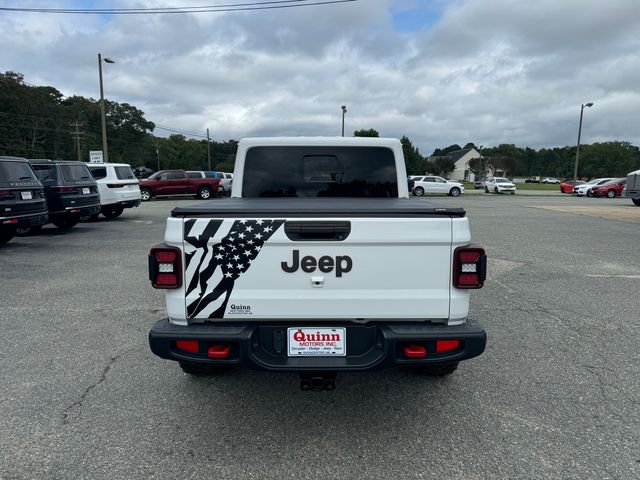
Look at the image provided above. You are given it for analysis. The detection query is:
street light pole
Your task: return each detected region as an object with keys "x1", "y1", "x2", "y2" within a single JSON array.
[
  {"x1": 207, "y1": 128, "x2": 212, "y2": 172},
  {"x1": 573, "y1": 102, "x2": 594, "y2": 182},
  {"x1": 341, "y1": 105, "x2": 347, "y2": 137},
  {"x1": 98, "y1": 53, "x2": 115, "y2": 163}
]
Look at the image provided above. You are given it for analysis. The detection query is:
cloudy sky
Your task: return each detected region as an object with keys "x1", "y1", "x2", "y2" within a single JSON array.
[{"x1": 1, "y1": 0, "x2": 639, "y2": 153}]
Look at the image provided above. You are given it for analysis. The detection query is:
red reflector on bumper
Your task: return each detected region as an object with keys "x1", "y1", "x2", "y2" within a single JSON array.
[
  {"x1": 3, "y1": 219, "x2": 18, "y2": 224},
  {"x1": 436, "y1": 340, "x2": 460, "y2": 352},
  {"x1": 176, "y1": 340, "x2": 199, "y2": 353},
  {"x1": 208, "y1": 344, "x2": 230, "y2": 359},
  {"x1": 403, "y1": 344, "x2": 426, "y2": 358}
]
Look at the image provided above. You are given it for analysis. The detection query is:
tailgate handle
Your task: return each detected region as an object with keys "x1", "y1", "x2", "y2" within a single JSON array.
[{"x1": 284, "y1": 221, "x2": 351, "y2": 241}]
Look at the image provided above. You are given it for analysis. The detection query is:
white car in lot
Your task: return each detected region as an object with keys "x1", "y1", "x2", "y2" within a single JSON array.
[
  {"x1": 573, "y1": 178, "x2": 615, "y2": 197},
  {"x1": 484, "y1": 177, "x2": 516, "y2": 194},
  {"x1": 412, "y1": 176, "x2": 464, "y2": 197},
  {"x1": 542, "y1": 177, "x2": 560, "y2": 184},
  {"x1": 87, "y1": 163, "x2": 141, "y2": 218}
]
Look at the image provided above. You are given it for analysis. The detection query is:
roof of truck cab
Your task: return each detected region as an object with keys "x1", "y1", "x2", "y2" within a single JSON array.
[{"x1": 238, "y1": 137, "x2": 402, "y2": 148}]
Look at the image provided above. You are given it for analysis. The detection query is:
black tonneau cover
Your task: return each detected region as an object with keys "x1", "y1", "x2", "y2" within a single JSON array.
[{"x1": 171, "y1": 198, "x2": 466, "y2": 218}]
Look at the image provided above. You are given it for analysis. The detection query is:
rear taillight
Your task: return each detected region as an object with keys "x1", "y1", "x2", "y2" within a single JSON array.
[
  {"x1": 149, "y1": 245, "x2": 182, "y2": 289},
  {"x1": 52, "y1": 186, "x2": 74, "y2": 193},
  {"x1": 453, "y1": 246, "x2": 487, "y2": 289}
]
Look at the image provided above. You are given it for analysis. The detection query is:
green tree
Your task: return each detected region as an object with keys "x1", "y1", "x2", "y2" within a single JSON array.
[
  {"x1": 433, "y1": 156, "x2": 456, "y2": 177},
  {"x1": 432, "y1": 144, "x2": 462, "y2": 156},
  {"x1": 353, "y1": 128, "x2": 379, "y2": 137},
  {"x1": 400, "y1": 135, "x2": 426, "y2": 175}
]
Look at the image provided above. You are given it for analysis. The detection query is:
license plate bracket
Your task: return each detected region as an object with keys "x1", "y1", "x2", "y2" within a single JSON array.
[
  {"x1": 82, "y1": 187, "x2": 90, "y2": 194},
  {"x1": 21, "y1": 191, "x2": 32, "y2": 200},
  {"x1": 287, "y1": 327, "x2": 346, "y2": 357}
]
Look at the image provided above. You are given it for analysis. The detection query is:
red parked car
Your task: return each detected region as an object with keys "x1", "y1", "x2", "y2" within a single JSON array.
[
  {"x1": 590, "y1": 178, "x2": 626, "y2": 198},
  {"x1": 138, "y1": 169, "x2": 224, "y2": 201},
  {"x1": 559, "y1": 179, "x2": 585, "y2": 193}
]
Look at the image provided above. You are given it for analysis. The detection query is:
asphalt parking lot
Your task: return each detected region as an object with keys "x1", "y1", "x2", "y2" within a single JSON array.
[{"x1": 1, "y1": 194, "x2": 639, "y2": 479}]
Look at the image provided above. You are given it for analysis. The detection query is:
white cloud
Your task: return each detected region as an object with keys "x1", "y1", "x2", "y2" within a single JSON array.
[{"x1": 1, "y1": 0, "x2": 639, "y2": 153}]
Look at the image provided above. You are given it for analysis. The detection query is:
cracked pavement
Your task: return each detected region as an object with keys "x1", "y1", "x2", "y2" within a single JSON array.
[{"x1": 0, "y1": 195, "x2": 639, "y2": 479}]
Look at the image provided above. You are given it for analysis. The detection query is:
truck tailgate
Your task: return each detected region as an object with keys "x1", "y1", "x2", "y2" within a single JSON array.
[{"x1": 177, "y1": 199, "x2": 459, "y2": 321}]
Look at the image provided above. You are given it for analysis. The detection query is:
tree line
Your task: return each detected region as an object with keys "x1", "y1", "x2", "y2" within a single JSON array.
[
  {"x1": 0, "y1": 71, "x2": 237, "y2": 172},
  {"x1": 2, "y1": 71, "x2": 638, "y2": 179},
  {"x1": 356, "y1": 130, "x2": 640, "y2": 179}
]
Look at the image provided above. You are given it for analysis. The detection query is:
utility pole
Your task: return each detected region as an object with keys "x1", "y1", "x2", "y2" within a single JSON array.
[
  {"x1": 341, "y1": 105, "x2": 347, "y2": 137},
  {"x1": 69, "y1": 121, "x2": 84, "y2": 161},
  {"x1": 206, "y1": 128, "x2": 212, "y2": 172},
  {"x1": 155, "y1": 143, "x2": 160, "y2": 172}
]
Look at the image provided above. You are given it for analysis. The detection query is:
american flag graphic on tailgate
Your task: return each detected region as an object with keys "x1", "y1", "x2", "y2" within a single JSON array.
[{"x1": 184, "y1": 218, "x2": 285, "y2": 319}]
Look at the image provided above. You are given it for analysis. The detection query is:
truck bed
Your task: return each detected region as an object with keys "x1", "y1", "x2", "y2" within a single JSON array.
[{"x1": 171, "y1": 197, "x2": 466, "y2": 218}]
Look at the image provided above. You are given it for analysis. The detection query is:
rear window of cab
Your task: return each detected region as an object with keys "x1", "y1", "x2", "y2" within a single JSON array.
[{"x1": 242, "y1": 146, "x2": 398, "y2": 198}]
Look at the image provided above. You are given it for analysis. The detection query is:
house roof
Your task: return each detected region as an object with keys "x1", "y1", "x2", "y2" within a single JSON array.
[{"x1": 446, "y1": 148, "x2": 475, "y2": 162}]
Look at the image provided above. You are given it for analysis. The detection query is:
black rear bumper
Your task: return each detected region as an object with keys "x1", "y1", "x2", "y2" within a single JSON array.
[
  {"x1": 0, "y1": 211, "x2": 48, "y2": 228},
  {"x1": 149, "y1": 319, "x2": 486, "y2": 372}
]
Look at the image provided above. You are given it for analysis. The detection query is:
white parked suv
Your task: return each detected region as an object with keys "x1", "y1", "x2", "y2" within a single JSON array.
[
  {"x1": 412, "y1": 176, "x2": 464, "y2": 197},
  {"x1": 484, "y1": 177, "x2": 516, "y2": 194},
  {"x1": 87, "y1": 163, "x2": 142, "y2": 218}
]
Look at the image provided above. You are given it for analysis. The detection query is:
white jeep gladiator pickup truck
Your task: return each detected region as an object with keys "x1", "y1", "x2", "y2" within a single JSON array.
[{"x1": 148, "y1": 137, "x2": 487, "y2": 389}]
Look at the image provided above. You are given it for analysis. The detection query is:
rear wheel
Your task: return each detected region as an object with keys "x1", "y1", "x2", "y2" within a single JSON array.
[
  {"x1": 102, "y1": 206, "x2": 124, "y2": 218},
  {"x1": 607, "y1": 189, "x2": 616, "y2": 198},
  {"x1": 413, "y1": 362, "x2": 459, "y2": 377},
  {"x1": 197, "y1": 186, "x2": 212, "y2": 200},
  {"x1": 51, "y1": 215, "x2": 79, "y2": 230},
  {"x1": 633, "y1": 198, "x2": 640, "y2": 206},
  {"x1": 449, "y1": 187, "x2": 461, "y2": 197},
  {"x1": 586, "y1": 190, "x2": 593, "y2": 197},
  {"x1": 179, "y1": 362, "x2": 227, "y2": 376},
  {"x1": 413, "y1": 186, "x2": 424, "y2": 197},
  {"x1": 0, "y1": 229, "x2": 16, "y2": 244},
  {"x1": 494, "y1": 187, "x2": 499, "y2": 194},
  {"x1": 140, "y1": 188, "x2": 152, "y2": 201}
]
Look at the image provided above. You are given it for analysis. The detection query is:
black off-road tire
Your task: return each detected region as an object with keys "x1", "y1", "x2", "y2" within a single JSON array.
[
  {"x1": 179, "y1": 361, "x2": 226, "y2": 376},
  {"x1": 0, "y1": 229, "x2": 16, "y2": 244},
  {"x1": 414, "y1": 362, "x2": 459, "y2": 377},
  {"x1": 51, "y1": 215, "x2": 79, "y2": 230},
  {"x1": 102, "y1": 206, "x2": 124, "y2": 218}
]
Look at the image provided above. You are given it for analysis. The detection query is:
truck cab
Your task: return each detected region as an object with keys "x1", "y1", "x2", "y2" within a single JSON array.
[{"x1": 148, "y1": 138, "x2": 487, "y2": 389}]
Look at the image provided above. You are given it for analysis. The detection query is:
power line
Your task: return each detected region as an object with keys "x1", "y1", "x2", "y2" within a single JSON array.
[
  {"x1": 154, "y1": 124, "x2": 208, "y2": 139},
  {"x1": 0, "y1": 0, "x2": 357, "y2": 15}
]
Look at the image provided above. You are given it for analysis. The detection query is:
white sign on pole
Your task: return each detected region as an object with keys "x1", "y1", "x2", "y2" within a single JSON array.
[{"x1": 89, "y1": 151, "x2": 103, "y2": 163}]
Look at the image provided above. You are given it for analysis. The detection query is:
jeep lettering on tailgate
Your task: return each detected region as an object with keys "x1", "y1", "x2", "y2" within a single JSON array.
[{"x1": 281, "y1": 250, "x2": 353, "y2": 277}]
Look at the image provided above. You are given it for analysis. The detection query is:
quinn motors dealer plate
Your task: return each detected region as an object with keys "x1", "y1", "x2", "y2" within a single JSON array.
[{"x1": 287, "y1": 327, "x2": 346, "y2": 357}]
